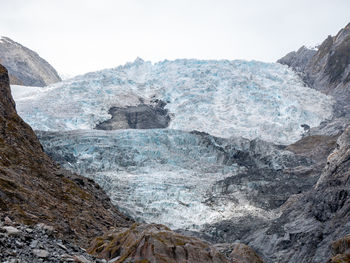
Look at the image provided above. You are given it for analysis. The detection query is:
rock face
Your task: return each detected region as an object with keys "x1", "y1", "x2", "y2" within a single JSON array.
[
  {"x1": 0, "y1": 37, "x2": 61, "y2": 86},
  {"x1": 278, "y1": 23, "x2": 350, "y2": 96},
  {"x1": 0, "y1": 64, "x2": 131, "y2": 247},
  {"x1": 238, "y1": 126, "x2": 350, "y2": 262},
  {"x1": 278, "y1": 23, "x2": 350, "y2": 136},
  {"x1": 277, "y1": 46, "x2": 317, "y2": 76},
  {"x1": 265, "y1": 22, "x2": 350, "y2": 261},
  {"x1": 89, "y1": 223, "x2": 260, "y2": 263},
  {"x1": 95, "y1": 99, "x2": 171, "y2": 130}
]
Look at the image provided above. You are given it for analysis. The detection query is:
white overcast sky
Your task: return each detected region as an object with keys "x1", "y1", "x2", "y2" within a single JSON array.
[{"x1": 0, "y1": 0, "x2": 349, "y2": 76}]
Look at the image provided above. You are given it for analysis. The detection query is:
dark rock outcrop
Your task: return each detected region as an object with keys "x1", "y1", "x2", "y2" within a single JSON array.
[
  {"x1": 0, "y1": 37, "x2": 61, "y2": 86},
  {"x1": 277, "y1": 46, "x2": 317, "y2": 78},
  {"x1": 88, "y1": 223, "x2": 263, "y2": 263},
  {"x1": 0, "y1": 64, "x2": 131, "y2": 247},
  {"x1": 95, "y1": 99, "x2": 171, "y2": 130}
]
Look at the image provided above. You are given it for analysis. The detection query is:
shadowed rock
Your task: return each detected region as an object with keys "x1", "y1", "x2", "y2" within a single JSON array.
[
  {"x1": 0, "y1": 64, "x2": 131, "y2": 247},
  {"x1": 95, "y1": 100, "x2": 171, "y2": 130}
]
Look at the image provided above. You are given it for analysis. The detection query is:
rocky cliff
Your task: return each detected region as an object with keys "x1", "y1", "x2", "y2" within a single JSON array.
[
  {"x1": 0, "y1": 37, "x2": 61, "y2": 86},
  {"x1": 278, "y1": 23, "x2": 350, "y2": 136},
  {"x1": 278, "y1": 23, "x2": 350, "y2": 96},
  {"x1": 245, "y1": 126, "x2": 350, "y2": 262},
  {"x1": 0, "y1": 63, "x2": 131, "y2": 247}
]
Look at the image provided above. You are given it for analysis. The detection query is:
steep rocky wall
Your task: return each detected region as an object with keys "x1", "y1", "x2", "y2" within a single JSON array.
[
  {"x1": 278, "y1": 23, "x2": 350, "y2": 96},
  {"x1": 0, "y1": 64, "x2": 131, "y2": 247},
  {"x1": 241, "y1": 126, "x2": 350, "y2": 262}
]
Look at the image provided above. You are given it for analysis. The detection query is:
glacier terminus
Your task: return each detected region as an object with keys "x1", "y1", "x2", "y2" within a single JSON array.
[{"x1": 11, "y1": 58, "x2": 334, "y2": 231}]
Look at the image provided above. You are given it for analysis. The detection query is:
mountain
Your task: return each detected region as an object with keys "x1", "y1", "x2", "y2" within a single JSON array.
[
  {"x1": 202, "y1": 22, "x2": 350, "y2": 262},
  {"x1": 278, "y1": 23, "x2": 350, "y2": 97},
  {"x1": 278, "y1": 23, "x2": 350, "y2": 136},
  {"x1": 0, "y1": 37, "x2": 61, "y2": 86},
  {"x1": 241, "y1": 126, "x2": 350, "y2": 262}
]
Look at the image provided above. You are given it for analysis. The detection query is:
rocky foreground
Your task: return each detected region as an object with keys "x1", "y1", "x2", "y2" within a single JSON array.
[{"x1": 0, "y1": 215, "x2": 103, "y2": 263}]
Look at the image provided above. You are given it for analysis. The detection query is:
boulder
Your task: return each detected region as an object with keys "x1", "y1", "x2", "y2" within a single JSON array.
[{"x1": 89, "y1": 223, "x2": 230, "y2": 263}]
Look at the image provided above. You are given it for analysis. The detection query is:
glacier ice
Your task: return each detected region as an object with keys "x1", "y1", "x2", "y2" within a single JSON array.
[
  {"x1": 37, "y1": 129, "x2": 302, "y2": 230},
  {"x1": 12, "y1": 58, "x2": 334, "y2": 144},
  {"x1": 10, "y1": 58, "x2": 335, "y2": 230}
]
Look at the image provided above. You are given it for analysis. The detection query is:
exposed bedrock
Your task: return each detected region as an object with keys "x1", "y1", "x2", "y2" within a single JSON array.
[
  {"x1": 88, "y1": 223, "x2": 229, "y2": 263},
  {"x1": 233, "y1": 126, "x2": 350, "y2": 263},
  {"x1": 179, "y1": 133, "x2": 338, "y2": 262},
  {"x1": 95, "y1": 99, "x2": 171, "y2": 130}
]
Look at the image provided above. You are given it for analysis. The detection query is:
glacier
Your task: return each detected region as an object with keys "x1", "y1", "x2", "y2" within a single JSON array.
[
  {"x1": 37, "y1": 129, "x2": 309, "y2": 230},
  {"x1": 11, "y1": 58, "x2": 334, "y2": 230},
  {"x1": 12, "y1": 58, "x2": 334, "y2": 144}
]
